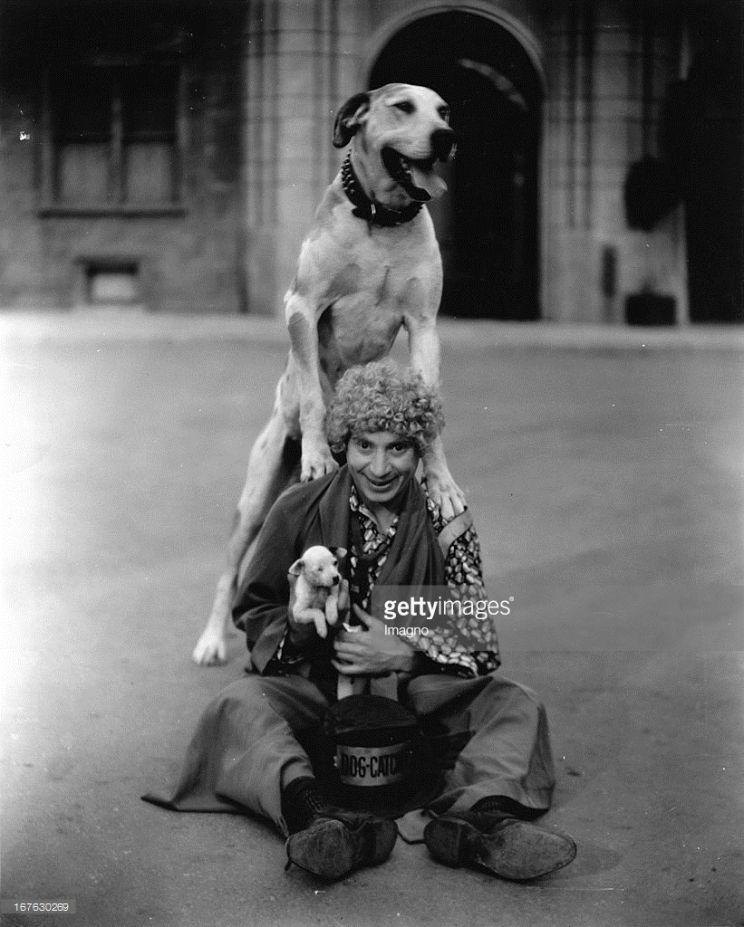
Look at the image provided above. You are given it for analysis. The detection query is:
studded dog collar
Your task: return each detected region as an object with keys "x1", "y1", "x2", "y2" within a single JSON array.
[{"x1": 340, "y1": 152, "x2": 423, "y2": 227}]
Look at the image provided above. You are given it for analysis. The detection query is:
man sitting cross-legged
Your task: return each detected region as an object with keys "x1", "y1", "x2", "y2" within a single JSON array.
[{"x1": 143, "y1": 360, "x2": 576, "y2": 882}]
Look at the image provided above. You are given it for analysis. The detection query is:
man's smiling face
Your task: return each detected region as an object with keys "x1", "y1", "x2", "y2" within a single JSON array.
[{"x1": 346, "y1": 430, "x2": 418, "y2": 509}]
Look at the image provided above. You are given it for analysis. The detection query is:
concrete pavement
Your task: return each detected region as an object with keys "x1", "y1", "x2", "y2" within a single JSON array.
[{"x1": 1, "y1": 312, "x2": 743, "y2": 926}]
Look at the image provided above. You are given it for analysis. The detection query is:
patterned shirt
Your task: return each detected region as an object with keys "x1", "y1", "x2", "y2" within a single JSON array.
[
  {"x1": 274, "y1": 481, "x2": 500, "y2": 678},
  {"x1": 348, "y1": 483, "x2": 500, "y2": 677}
]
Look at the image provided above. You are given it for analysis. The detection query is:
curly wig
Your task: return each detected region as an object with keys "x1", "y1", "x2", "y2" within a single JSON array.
[{"x1": 325, "y1": 360, "x2": 444, "y2": 456}]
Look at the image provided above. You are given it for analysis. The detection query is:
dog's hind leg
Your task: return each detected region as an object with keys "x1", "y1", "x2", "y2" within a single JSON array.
[{"x1": 192, "y1": 401, "x2": 300, "y2": 665}]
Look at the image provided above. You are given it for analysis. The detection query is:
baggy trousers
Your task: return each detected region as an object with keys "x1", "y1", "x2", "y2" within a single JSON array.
[{"x1": 145, "y1": 670, "x2": 556, "y2": 836}]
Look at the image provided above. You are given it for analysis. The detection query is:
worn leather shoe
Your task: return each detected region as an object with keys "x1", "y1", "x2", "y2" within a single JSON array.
[
  {"x1": 286, "y1": 809, "x2": 398, "y2": 881},
  {"x1": 424, "y1": 810, "x2": 576, "y2": 881}
]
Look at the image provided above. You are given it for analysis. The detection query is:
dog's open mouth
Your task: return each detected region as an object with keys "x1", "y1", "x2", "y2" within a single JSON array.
[{"x1": 381, "y1": 147, "x2": 447, "y2": 202}]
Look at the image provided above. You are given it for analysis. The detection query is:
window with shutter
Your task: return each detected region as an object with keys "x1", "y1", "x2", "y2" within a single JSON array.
[{"x1": 46, "y1": 63, "x2": 182, "y2": 213}]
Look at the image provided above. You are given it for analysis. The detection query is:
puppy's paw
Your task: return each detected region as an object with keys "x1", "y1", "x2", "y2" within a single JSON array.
[
  {"x1": 294, "y1": 607, "x2": 328, "y2": 639},
  {"x1": 325, "y1": 598, "x2": 339, "y2": 627},
  {"x1": 311, "y1": 609, "x2": 329, "y2": 638},
  {"x1": 337, "y1": 578, "x2": 350, "y2": 614}
]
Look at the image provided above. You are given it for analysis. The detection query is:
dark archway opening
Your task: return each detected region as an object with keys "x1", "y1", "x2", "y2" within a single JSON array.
[
  {"x1": 678, "y1": 4, "x2": 743, "y2": 323},
  {"x1": 370, "y1": 11, "x2": 543, "y2": 319}
]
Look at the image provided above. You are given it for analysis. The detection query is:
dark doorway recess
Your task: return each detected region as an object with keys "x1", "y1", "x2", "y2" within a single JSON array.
[
  {"x1": 370, "y1": 11, "x2": 543, "y2": 319},
  {"x1": 673, "y1": 4, "x2": 743, "y2": 323}
]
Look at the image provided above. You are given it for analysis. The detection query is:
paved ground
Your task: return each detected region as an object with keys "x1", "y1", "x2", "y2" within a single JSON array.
[{"x1": 1, "y1": 312, "x2": 743, "y2": 927}]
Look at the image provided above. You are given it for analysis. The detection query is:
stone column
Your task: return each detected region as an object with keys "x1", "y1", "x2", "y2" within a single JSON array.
[
  {"x1": 242, "y1": 0, "x2": 364, "y2": 315},
  {"x1": 546, "y1": 0, "x2": 687, "y2": 323}
]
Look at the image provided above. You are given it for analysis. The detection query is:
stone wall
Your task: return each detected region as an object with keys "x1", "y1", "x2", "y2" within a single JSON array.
[
  {"x1": 242, "y1": 0, "x2": 366, "y2": 314},
  {"x1": 241, "y1": 0, "x2": 692, "y2": 323},
  {"x1": 545, "y1": 0, "x2": 688, "y2": 323},
  {"x1": 1, "y1": 0, "x2": 738, "y2": 322},
  {"x1": 0, "y1": 0, "x2": 245, "y2": 313}
]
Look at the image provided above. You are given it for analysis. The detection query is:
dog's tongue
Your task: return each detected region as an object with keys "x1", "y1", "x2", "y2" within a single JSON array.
[{"x1": 405, "y1": 164, "x2": 447, "y2": 202}]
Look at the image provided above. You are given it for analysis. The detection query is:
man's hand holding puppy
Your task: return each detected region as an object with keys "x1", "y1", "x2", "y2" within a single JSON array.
[
  {"x1": 332, "y1": 604, "x2": 417, "y2": 677},
  {"x1": 287, "y1": 563, "x2": 416, "y2": 677}
]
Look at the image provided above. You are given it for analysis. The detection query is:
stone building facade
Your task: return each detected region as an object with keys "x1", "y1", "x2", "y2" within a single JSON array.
[{"x1": 0, "y1": 0, "x2": 741, "y2": 323}]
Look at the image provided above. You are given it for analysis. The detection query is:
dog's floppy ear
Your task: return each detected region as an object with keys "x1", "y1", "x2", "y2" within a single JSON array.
[
  {"x1": 333, "y1": 92, "x2": 370, "y2": 148},
  {"x1": 329, "y1": 546, "x2": 347, "y2": 561},
  {"x1": 288, "y1": 558, "x2": 304, "y2": 576}
]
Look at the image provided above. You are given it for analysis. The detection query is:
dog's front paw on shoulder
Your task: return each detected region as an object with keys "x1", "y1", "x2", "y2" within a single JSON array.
[
  {"x1": 300, "y1": 447, "x2": 339, "y2": 482},
  {"x1": 426, "y1": 475, "x2": 466, "y2": 521}
]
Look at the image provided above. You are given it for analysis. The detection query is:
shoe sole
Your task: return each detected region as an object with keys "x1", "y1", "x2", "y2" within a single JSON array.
[
  {"x1": 286, "y1": 817, "x2": 397, "y2": 881},
  {"x1": 424, "y1": 817, "x2": 577, "y2": 881}
]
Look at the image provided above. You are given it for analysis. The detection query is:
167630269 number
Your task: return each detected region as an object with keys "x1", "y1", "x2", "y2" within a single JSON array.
[{"x1": 0, "y1": 899, "x2": 76, "y2": 915}]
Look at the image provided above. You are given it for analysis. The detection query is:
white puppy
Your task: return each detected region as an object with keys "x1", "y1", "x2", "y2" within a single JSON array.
[{"x1": 288, "y1": 546, "x2": 347, "y2": 639}]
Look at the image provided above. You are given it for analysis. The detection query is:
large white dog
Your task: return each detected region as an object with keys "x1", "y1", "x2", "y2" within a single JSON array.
[{"x1": 193, "y1": 83, "x2": 463, "y2": 665}]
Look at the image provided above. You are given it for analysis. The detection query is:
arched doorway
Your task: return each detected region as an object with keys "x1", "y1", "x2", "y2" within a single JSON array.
[
  {"x1": 675, "y1": 4, "x2": 743, "y2": 323},
  {"x1": 370, "y1": 11, "x2": 543, "y2": 319}
]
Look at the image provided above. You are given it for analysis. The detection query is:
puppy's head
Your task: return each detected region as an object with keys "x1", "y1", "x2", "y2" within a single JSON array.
[
  {"x1": 333, "y1": 83, "x2": 456, "y2": 211},
  {"x1": 288, "y1": 545, "x2": 344, "y2": 589}
]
